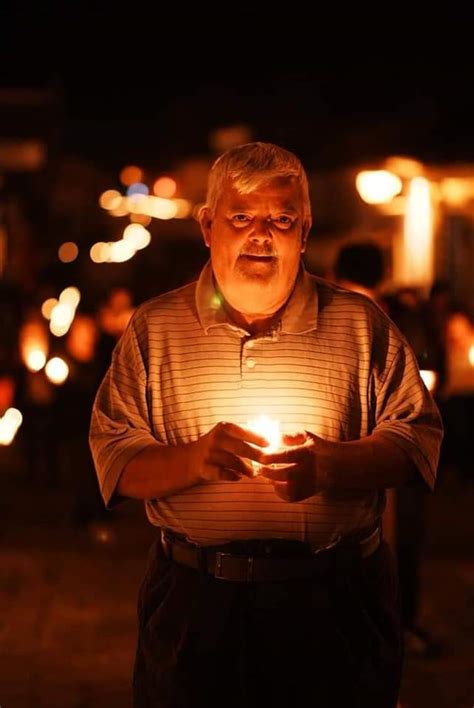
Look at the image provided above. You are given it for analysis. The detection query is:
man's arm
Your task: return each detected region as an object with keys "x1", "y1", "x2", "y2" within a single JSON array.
[
  {"x1": 314, "y1": 431, "x2": 417, "y2": 490},
  {"x1": 90, "y1": 312, "x2": 267, "y2": 505},
  {"x1": 116, "y1": 422, "x2": 269, "y2": 500},
  {"x1": 116, "y1": 442, "x2": 198, "y2": 500},
  {"x1": 257, "y1": 430, "x2": 417, "y2": 503}
]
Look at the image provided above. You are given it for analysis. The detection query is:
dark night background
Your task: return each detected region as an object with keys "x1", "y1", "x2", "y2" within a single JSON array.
[
  {"x1": 2, "y1": 5, "x2": 474, "y2": 172},
  {"x1": 1, "y1": 7, "x2": 474, "y2": 708}
]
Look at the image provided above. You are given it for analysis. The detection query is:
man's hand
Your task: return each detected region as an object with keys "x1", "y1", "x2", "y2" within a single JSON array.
[
  {"x1": 188, "y1": 422, "x2": 269, "y2": 482},
  {"x1": 258, "y1": 431, "x2": 325, "y2": 502}
]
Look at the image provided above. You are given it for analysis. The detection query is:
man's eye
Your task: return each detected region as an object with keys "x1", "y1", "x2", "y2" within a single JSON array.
[
  {"x1": 232, "y1": 214, "x2": 251, "y2": 226},
  {"x1": 273, "y1": 216, "x2": 295, "y2": 229}
]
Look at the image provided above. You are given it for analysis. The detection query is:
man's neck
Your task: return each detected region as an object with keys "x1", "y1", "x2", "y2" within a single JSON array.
[{"x1": 224, "y1": 301, "x2": 283, "y2": 336}]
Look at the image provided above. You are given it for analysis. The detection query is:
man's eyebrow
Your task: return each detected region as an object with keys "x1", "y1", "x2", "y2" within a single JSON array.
[
  {"x1": 275, "y1": 205, "x2": 299, "y2": 214},
  {"x1": 226, "y1": 203, "x2": 299, "y2": 213}
]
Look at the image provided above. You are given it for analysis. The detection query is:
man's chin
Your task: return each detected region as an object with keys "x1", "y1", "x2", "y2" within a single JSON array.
[{"x1": 236, "y1": 258, "x2": 276, "y2": 276}]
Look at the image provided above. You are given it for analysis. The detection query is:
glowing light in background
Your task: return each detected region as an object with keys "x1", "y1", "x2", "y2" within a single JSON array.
[
  {"x1": 384, "y1": 156, "x2": 423, "y2": 179},
  {"x1": 19, "y1": 319, "x2": 49, "y2": 368},
  {"x1": 469, "y1": 344, "x2": 474, "y2": 367},
  {"x1": 127, "y1": 182, "x2": 149, "y2": 196},
  {"x1": 120, "y1": 165, "x2": 143, "y2": 186},
  {"x1": 420, "y1": 369, "x2": 438, "y2": 392},
  {"x1": 109, "y1": 239, "x2": 136, "y2": 262},
  {"x1": 109, "y1": 201, "x2": 130, "y2": 217},
  {"x1": 45, "y1": 357, "x2": 69, "y2": 385},
  {"x1": 172, "y1": 198, "x2": 193, "y2": 218},
  {"x1": 59, "y1": 286, "x2": 81, "y2": 309},
  {"x1": 0, "y1": 376, "x2": 15, "y2": 410},
  {"x1": 126, "y1": 193, "x2": 148, "y2": 213},
  {"x1": 41, "y1": 298, "x2": 58, "y2": 320},
  {"x1": 99, "y1": 189, "x2": 122, "y2": 210},
  {"x1": 66, "y1": 314, "x2": 98, "y2": 363},
  {"x1": 130, "y1": 213, "x2": 152, "y2": 226},
  {"x1": 25, "y1": 349, "x2": 47, "y2": 372},
  {"x1": 355, "y1": 170, "x2": 402, "y2": 204},
  {"x1": 50, "y1": 303, "x2": 75, "y2": 337},
  {"x1": 58, "y1": 241, "x2": 78, "y2": 263},
  {"x1": 142, "y1": 196, "x2": 178, "y2": 220},
  {"x1": 153, "y1": 176, "x2": 177, "y2": 198},
  {"x1": 401, "y1": 177, "x2": 434, "y2": 288},
  {"x1": 123, "y1": 224, "x2": 151, "y2": 250},
  {"x1": 439, "y1": 178, "x2": 474, "y2": 207},
  {"x1": 0, "y1": 407, "x2": 23, "y2": 445},
  {"x1": 210, "y1": 124, "x2": 253, "y2": 153},
  {"x1": 90, "y1": 243, "x2": 108, "y2": 263}
]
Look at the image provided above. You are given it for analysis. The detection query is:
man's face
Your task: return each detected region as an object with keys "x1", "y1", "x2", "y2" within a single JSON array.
[{"x1": 200, "y1": 177, "x2": 310, "y2": 317}]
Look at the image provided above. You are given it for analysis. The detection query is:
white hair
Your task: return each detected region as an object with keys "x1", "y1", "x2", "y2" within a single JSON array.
[{"x1": 202, "y1": 142, "x2": 312, "y2": 220}]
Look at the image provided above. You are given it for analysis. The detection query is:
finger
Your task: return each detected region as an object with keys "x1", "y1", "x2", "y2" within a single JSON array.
[
  {"x1": 211, "y1": 450, "x2": 254, "y2": 477},
  {"x1": 259, "y1": 447, "x2": 304, "y2": 465},
  {"x1": 226, "y1": 438, "x2": 270, "y2": 464},
  {"x1": 220, "y1": 422, "x2": 269, "y2": 448},
  {"x1": 272, "y1": 481, "x2": 290, "y2": 501},
  {"x1": 237, "y1": 460, "x2": 255, "y2": 478},
  {"x1": 258, "y1": 463, "x2": 297, "y2": 481},
  {"x1": 282, "y1": 432, "x2": 307, "y2": 446}
]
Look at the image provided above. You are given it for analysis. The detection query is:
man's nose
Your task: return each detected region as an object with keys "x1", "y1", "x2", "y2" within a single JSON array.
[{"x1": 249, "y1": 218, "x2": 272, "y2": 241}]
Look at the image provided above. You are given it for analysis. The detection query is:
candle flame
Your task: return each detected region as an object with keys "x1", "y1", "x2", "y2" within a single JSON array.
[{"x1": 247, "y1": 414, "x2": 281, "y2": 452}]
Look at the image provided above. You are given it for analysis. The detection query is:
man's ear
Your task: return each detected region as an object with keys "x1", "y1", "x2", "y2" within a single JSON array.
[
  {"x1": 199, "y1": 207, "x2": 212, "y2": 248},
  {"x1": 301, "y1": 219, "x2": 312, "y2": 253}
]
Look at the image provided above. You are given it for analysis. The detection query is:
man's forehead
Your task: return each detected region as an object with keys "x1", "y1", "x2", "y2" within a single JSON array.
[{"x1": 223, "y1": 178, "x2": 303, "y2": 211}]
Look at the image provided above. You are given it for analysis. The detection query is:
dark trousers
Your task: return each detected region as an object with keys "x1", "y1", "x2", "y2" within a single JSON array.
[{"x1": 133, "y1": 538, "x2": 402, "y2": 708}]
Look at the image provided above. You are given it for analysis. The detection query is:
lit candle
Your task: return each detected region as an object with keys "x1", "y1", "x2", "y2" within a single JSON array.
[
  {"x1": 247, "y1": 414, "x2": 282, "y2": 452},
  {"x1": 246, "y1": 414, "x2": 282, "y2": 476}
]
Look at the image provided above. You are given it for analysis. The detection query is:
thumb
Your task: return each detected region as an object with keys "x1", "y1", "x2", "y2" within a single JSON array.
[{"x1": 282, "y1": 431, "x2": 307, "y2": 446}]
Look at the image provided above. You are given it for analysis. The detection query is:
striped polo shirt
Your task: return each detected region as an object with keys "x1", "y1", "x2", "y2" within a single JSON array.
[{"x1": 89, "y1": 261, "x2": 442, "y2": 548}]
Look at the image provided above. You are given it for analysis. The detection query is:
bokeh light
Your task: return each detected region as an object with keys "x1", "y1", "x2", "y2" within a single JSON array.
[
  {"x1": 58, "y1": 241, "x2": 79, "y2": 263},
  {"x1": 153, "y1": 176, "x2": 177, "y2": 198},
  {"x1": 41, "y1": 298, "x2": 58, "y2": 320},
  {"x1": 99, "y1": 189, "x2": 122, "y2": 210},
  {"x1": 127, "y1": 182, "x2": 149, "y2": 196},
  {"x1": 120, "y1": 165, "x2": 143, "y2": 186},
  {"x1": 45, "y1": 357, "x2": 69, "y2": 385}
]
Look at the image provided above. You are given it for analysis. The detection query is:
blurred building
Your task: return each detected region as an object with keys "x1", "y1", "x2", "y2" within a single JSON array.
[{"x1": 304, "y1": 157, "x2": 474, "y2": 317}]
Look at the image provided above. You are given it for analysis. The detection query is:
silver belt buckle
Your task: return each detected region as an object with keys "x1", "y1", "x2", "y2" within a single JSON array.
[{"x1": 214, "y1": 552, "x2": 255, "y2": 581}]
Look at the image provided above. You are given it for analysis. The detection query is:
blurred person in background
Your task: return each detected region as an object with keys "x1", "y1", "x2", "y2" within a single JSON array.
[
  {"x1": 441, "y1": 306, "x2": 474, "y2": 486},
  {"x1": 333, "y1": 241, "x2": 388, "y2": 310},
  {"x1": 55, "y1": 312, "x2": 108, "y2": 530},
  {"x1": 421, "y1": 281, "x2": 474, "y2": 484},
  {"x1": 90, "y1": 143, "x2": 442, "y2": 708},
  {"x1": 334, "y1": 244, "x2": 444, "y2": 659},
  {"x1": 332, "y1": 243, "x2": 396, "y2": 549},
  {"x1": 17, "y1": 313, "x2": 59, "y2": 486},
  {"x1": 95, "y1": 286, "x2": 135, "y2": 383}
]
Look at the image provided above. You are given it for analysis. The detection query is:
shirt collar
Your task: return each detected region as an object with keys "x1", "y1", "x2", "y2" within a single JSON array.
[{"x1": 196, "y1": 260, "x2": 318, "y2": 335}]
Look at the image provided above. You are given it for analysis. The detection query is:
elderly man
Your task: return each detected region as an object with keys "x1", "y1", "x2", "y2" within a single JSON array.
[{"x1": 90, "y1": 142, "x2": 442, "y2": 708}]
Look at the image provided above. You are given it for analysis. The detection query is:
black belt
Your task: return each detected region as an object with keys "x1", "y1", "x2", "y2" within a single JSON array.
[{"x1": 160, "y1": 527, "x2": 381, "y2": 583}]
